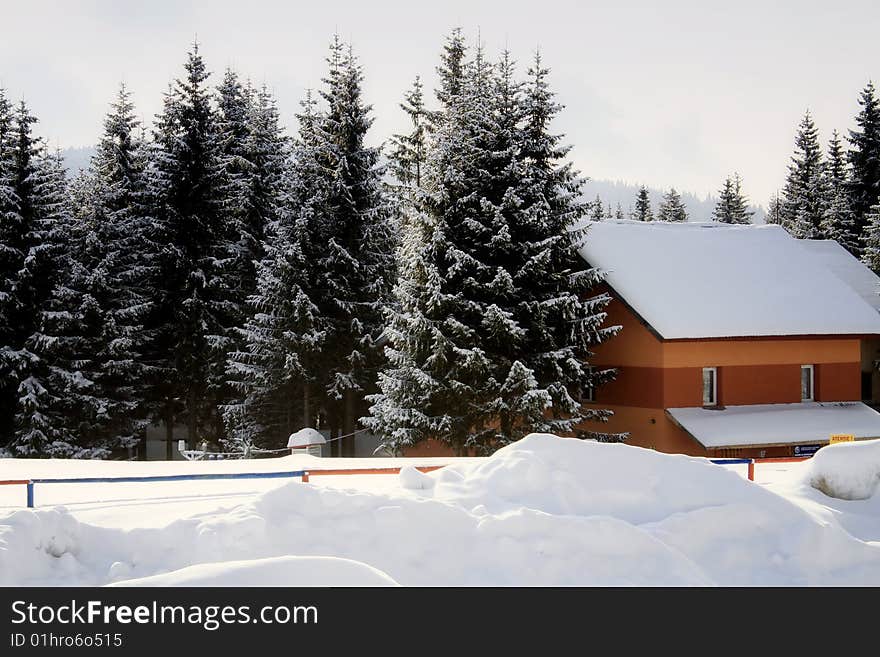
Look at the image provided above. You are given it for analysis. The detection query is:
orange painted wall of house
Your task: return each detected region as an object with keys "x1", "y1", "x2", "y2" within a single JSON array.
[
  {"x1": 596, "y1": 362, "x2": 861, "y2": 409},
  {"x1": 592, "y1": 296, "x2": 865, "y2": 410},
  {"x1": 590, "y1": 292, "x2": 663, "y2": 368},
  {"x1": 663, "y1": 335, "x2": 860, "y2": 367},
  {"x1": 662, "y1": 368, "x2": 703, "y2": 407},
  {"x1": 815, "y1": 362, "x2": 861, "y2": 400},
  {"x1": 596, "y1": 367, "x2": 665, "y2": 408},
  {"x1": 580, "y1": 405, "x2": 705, "y2": 455},
  {"x1": 714, "y1": 364, "x2": 800, "y2": 405}
]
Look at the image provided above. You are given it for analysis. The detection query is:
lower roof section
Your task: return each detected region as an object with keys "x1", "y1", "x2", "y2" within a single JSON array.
[{"x1": 666, "y1": 402, "x2": 880, "y2": 449}]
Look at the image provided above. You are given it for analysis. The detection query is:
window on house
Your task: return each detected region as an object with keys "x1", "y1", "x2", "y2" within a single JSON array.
[
  {"x1": 702, "y1": 367, "x2": 717, "y2": 406},
  {"x1": 801, "y1": 365, "x2": 814, "y2": 402}
]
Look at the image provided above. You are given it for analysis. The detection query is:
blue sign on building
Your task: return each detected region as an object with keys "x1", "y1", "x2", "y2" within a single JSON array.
[{"x1": 793, "y1": 444, "x2": 822, "y2": 456}]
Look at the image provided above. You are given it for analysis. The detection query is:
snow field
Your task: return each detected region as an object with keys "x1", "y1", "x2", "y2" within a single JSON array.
[{"x1": 1, "y1": 434, "x2": 879, "y2": 586}]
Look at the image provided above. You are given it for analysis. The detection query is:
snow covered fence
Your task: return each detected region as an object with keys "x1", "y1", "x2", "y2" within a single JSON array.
[{"x1": 22, "y1": 470, "x2": 308, "y2": 508}]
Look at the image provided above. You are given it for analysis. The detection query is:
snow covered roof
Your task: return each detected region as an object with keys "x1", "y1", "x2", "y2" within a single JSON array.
[
  {"x1": 577, "y1": 220, "x2": 880, "y2": 339},
  {"x1": 287, "y1": 428, "x2": 326, "y2": 448},
  {"x1": 797, "y1": 239, "x2": 880, "y2": 312},
  {"x1": 666, "y1": 402, "x2": 880, "y2": 448}
]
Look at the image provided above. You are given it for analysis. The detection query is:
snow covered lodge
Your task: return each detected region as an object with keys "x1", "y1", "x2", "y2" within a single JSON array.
[{"x1": 578, "y1": 220, "x2": 880, "y2": 458}]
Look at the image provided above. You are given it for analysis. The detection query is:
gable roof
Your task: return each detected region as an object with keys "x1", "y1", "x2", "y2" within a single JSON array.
[
  {"x1": 797, "y1": 239, "x2": 880, "y2": 312},
  {"x1": 577, "y1": 220, "x2": 880, "y2": 340}
]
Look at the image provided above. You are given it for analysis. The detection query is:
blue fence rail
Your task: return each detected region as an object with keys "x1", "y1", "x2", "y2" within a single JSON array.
[{"x1": 17, "y1": 470, "x2": 307, "y2": 508}]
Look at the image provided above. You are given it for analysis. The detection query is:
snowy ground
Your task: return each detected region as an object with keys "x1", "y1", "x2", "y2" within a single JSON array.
[{"x1": 1, "y1": 435, "x2": 878, "y2": 586}]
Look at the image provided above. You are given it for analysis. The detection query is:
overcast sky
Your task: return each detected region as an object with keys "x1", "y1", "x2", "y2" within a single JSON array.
[{"x1": 2, "y1": 0, "x2": 879, "y2": 206}]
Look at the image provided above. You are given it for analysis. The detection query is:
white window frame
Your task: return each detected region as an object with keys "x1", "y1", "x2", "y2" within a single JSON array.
[
  {"x1": 702, "y1": 367, "x2": 717, "y2": 407},
  {"x1": 801, "y1": 365, "x2": 814, "y2": 402}
]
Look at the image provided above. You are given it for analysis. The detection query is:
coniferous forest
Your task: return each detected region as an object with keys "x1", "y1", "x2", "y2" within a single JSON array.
[
  {"x1": 767, "y1": 86, "x2": 880, "y2": 271},
  {"x1": 0, "y1": 31, "x2": 620, "y2": 459},
  {"x1": 5, "y1": 28, "x2": 880, "y2": 460}
]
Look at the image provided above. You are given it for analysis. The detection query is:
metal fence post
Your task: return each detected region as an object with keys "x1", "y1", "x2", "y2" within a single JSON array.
[{"x1": 26, "y1": 481, "x2": 34, "y2": 508}]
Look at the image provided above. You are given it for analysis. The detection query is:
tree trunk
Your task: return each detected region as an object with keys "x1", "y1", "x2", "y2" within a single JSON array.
[
  {"x1": 165, "y1": 405, "x2": 174, "y2": 461},
  {"x1": 187, "y1": 393, "x2": 197, "y2": 446},
  {"x1": 302, "y1": 383, "x2": 311, "y2": 428},
  {"x1": 342, "y1": 390, "x2": 356, "y2": 457}
]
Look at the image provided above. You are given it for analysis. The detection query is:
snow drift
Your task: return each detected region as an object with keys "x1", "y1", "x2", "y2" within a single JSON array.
[
  {"x1": 2, "y1": 434, "x2": 880, "y2": 586},
  {"x1": 806, "y1": 439, "x2": 880, "y2": 501}
]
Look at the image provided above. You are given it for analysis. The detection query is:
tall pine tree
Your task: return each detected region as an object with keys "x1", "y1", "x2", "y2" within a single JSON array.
[
  {"x1": 847, "y1": 81, "x2": 880, "y2": 247},
  {"x1": 145, "y1": 43, "x2": 227, "y2": 453},
  {"x1": 226, "y1": 38, "x2": 394, "y2": 456},
  {"x1": 23, "y1": 85, "x2": 154, "y2": 457},
  {"x1": 389, "y1": 76, "x2": 428, "y2": 191},
  {"x1": 0, "y1": 102, "x2": 72, "y2": 454},
  {"x1": 861, "y1": 202, "x2": 880, "y2": 274},
  {"x1": 781, "y1": 111, "x2": 827, "y2": 239},
  {"x1": 9, "y1": 148, "x2": 74, "y2": 455},
  {"x1": 822, "y1": 130, "x2": 858, "y2": 253},
  {"x1": 364, "y1": 47, "x2": 619, "y2": 455}
]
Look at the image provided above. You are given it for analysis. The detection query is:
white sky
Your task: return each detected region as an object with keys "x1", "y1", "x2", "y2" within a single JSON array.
[{"x1": 2, "y1": 0, "x2": 878, "y2": 206}]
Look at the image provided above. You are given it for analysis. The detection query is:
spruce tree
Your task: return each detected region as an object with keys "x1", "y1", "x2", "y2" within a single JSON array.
[
  {"x1": 209, "y1": 73, "x2": 288, "y2": 442},
  {"x1": 390, "y1": 76, "x2": 428, "y2": 191},
  {"x1": 589, "y1": 195, "x2": 604, "y2": 221},
  {"x1": 861, "y1": 202, "x2": 880, "y2": 274},
  {"x1": 781, "y1": 111, "x2": 827, "y2": 239},
  {"x1": 365, "y1": 49, "x2": 618, "y2": 455},
  {"x1": 23, "y1": 85, "x2": 154, "y2": 458},
  {"x1": 226, "y1": 38, "x2": 394, "y2": 455},
  {"x1": 657, "y1": 187, "x2": 688, "y2": 222},
  {"x1": 822, "y1": 130, "x2": 858, "y2": 252},
  {"x1": 435, "y1": 28, "x2": 467, "y2": 115},
  {"x1": 631, "y1": 186, "x2": 653, "y2": 221},
  {"x1": 847, "y1": 81, "x2": 880, "y2": 244},
  {"x1": 0, "y1": 101, "x2": 68, "y2": 454},
  {"x1": 0, "y1": 89, "x2": 19, "y2": 445},
  {"x1": 223, "y1": 92, "x2": 323, "y2": 452},
  {"x1": 713, "y1": 173, "x2": 753, "y2": 224},
  {"x1": 145, "y1": 43, "x2": 226, "y2": 451},
  {"x1": 10, "y1": 149, "x2": 73, "y2": 456},
  {"x1": 765, "y1": 193, "x2": 783, "y2": 225},
  {"x1": 317, "y1": 39, "x2": 396, "y2": 455},
  {"x1": 614, "y1": 202, "x2": 625, "y2": 220}
]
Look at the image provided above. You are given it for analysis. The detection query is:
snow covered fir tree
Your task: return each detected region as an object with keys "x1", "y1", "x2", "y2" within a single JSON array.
[
  {"x1": 224, "y1": 38, "x2": 395, "y2": 457},
  {"x1": 712, "y1": 173, "x2": 753, "y2": 224},
  {"x1": 631, "y1": 185, "x2": 653, "y2": 221},
  {"x1": 657, "y1": 188, "x2": 688, "y2": 222},
  {"x1": 14, "y1": 86, "x2": 154, "y2": 458},
  {"x1": 362, "y1": 40, "x2": 620, "y2": 456}
]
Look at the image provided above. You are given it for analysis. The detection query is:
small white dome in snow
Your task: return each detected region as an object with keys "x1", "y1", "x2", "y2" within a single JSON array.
[{"x1": 287, "y1": 427, "x2": 327, "y2": 448}]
